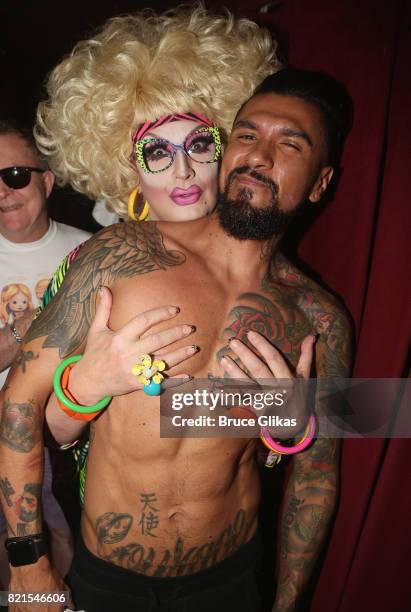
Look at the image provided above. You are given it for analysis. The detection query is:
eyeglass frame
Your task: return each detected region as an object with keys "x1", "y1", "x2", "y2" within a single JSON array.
[
  {"x1": 0, "y1": 166, "x2": 45, "y2": 190},
  {"x1": 133, "y1": 126, "x2": 222, "y2": 174}
]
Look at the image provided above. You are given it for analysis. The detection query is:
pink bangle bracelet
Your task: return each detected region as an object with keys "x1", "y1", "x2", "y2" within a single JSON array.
[{"x1": 260, "y1": 414, "x2": 316, "y2": 455}]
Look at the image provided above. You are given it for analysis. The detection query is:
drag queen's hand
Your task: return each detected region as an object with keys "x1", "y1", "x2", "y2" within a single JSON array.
[
  {"x1": 45, "y1": 286, "x2": 197, "y2": 444},
  {"x1": 221, "y1": 330, "x2": 315, "y2": 438},
  {"x1": 65, "y1": 286, "x2": 196, "y2": 404}
]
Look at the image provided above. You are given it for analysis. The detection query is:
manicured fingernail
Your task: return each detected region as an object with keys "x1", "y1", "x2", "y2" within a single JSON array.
[
  {"x1": 228, "y1": 336, "x2": 236, "y2": 343},
  {"x1": 187, "y1": 345, "x2": 199, "y2": 355},
  {"x1": 169, "y1": 306, "x2": 180, "y2": 315},
  {"x1": 229, "y1": 339, "x2": 239, "y2": 348},
  {"x1": 183, "y1": 325, "x2": 195, "y2": 335}
]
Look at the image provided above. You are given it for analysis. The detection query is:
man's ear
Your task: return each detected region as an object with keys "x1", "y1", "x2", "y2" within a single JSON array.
[
  {"x1": 42, "y1": 170, "x2": 55, "y2": 199},
  {"x1": 308, "y1": 166, "x2": 334, "y2": 203}
]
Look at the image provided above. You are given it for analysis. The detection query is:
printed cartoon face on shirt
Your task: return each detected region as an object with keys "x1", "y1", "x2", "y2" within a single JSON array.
[
  {"x1": 0, "y1": 283, "x2": 33, "y2": 325},
  {"x1": 35, "y1": 278, "x2": 51, "y2": 301},
  {"x1": 8, "y1": 291, "x2": 28, "y2": 316}
]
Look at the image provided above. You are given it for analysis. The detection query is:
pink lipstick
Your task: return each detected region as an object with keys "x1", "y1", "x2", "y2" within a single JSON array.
[{"x1": 170, "y1": 186, "x2": 203, "y2": 206}]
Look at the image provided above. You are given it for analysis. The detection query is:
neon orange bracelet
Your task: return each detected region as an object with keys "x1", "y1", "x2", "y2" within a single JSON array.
[{"x1": 57, "y1": 362, "x2": 101, "y2": 422}]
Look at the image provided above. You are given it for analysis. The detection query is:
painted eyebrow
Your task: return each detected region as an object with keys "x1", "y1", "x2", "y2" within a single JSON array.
[
  {"x1": 144, "y1": 124, "x2": 206, "y2": 142},
  {"x1": 279, "y1": 127, "x2": 313, "y2": 147}
]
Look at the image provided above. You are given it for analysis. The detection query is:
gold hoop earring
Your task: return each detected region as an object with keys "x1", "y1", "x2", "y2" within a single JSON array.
[
  {"x1": 138, "y1": 200, "x2": 149, "y2": 221},
  {"x1": 127, "y1": 187, "x2": 149, "y2": 221}
]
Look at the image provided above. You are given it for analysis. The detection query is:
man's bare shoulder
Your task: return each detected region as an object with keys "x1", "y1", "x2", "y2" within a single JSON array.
[
  {"x1": 272, "y1": 252, "x2": 353, "y2": 376},
  {"x1": 273, "y1": 251, "x2": 351, "y2": 327},
  {"x1": 53, "y1": 220, "x2": 186, "y2": 285},
  {"x1": 76, "y1": 220, "x2": 179, "y2": 259},
  {"x1": 25, "y1": 221, "x2": 186, "y2": 356}
]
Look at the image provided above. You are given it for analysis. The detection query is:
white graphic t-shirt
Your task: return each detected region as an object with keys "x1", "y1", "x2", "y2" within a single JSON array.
[{"x1": 0, "y1": 220, "x2": 91, "y2": 387}]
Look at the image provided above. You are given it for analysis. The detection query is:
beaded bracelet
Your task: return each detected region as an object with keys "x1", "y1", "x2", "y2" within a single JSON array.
[
  {"x1": 9, "y1": 324, "x2": 23, "y2": 344},
  {"x1": 54, "y1": 355, "x2": 112, "y2": 420}
]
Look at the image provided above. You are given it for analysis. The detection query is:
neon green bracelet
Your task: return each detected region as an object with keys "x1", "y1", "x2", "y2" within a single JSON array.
[{"x1": 53, "y1": 354, "x2": 112, "y2": 414}]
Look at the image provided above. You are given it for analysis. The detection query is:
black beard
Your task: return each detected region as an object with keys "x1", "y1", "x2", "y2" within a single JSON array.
[{"x1": 216, "y1": 166, "x2": 299, "y2": 241}]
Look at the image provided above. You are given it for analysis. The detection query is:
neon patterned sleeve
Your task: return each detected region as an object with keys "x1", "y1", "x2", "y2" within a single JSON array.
[
  {"x1": 39, "y1": 242, "x2": 85, "y2": 312},
  {"x1": 38, "y1": 241, "x2": 89, "y2": 506}
]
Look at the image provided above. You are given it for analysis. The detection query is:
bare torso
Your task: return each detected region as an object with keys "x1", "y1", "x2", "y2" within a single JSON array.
[
  {"x1": 82, "y1": 240, "x2": 270, "y2": 576},
  {"x1": 31, "y1": 217, "x2": 348, "y2": 577}
]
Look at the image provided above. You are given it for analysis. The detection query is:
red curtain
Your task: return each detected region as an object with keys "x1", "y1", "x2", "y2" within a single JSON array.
[{"x1": 209, "y1": 0, "x2": 411, "y2": 609}]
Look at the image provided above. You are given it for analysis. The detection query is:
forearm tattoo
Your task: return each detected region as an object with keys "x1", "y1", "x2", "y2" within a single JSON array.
[
  {"x1": 275, "y1": 438, "x2": 340, "y2": 610},
  {"x1": 0, "y1": 400, "x2": 41, "y2": 453},
  {"x1": 0, "y1": 477, "x2": 42, "y2": 536},
  {"x1": 0, "y1": 476, "x2": 15, "y2": 507}
]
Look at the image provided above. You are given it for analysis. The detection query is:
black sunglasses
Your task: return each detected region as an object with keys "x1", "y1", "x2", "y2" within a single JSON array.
[{"x1": 0, "y1": 166, "x2": 45, "y2": 190}]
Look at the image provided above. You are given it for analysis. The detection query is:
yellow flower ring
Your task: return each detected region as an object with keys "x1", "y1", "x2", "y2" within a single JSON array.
[{"x1": 132, "y1": 353, "x2": 166, "y2": 396}]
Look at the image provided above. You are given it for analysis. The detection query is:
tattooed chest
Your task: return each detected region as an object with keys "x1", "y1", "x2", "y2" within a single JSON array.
[{"x1": 216, "y1": 291, "x2": 312, "y2": 368}]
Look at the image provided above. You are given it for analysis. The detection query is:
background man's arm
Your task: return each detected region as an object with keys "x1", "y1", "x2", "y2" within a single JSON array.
[
  {"x1": 0, "y1": 338, "x2": 66, "y2": 598},
  {"x1": 272, "y1": 305, "x2": 353, "y2": 612},
  {"x1": 0, "y1": 310, "x2": 34, "y2": 372},
  {"x1": 0, "y1": 231, "x2": 105, "y2": 596}
]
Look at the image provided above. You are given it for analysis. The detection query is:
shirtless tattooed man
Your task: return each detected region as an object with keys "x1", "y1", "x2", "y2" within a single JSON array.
[{"x1": 0, "y1": 67, "x2": 352, "y2": 612}]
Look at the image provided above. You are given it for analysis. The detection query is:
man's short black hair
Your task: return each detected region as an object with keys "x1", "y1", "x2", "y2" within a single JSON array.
[{"x1": 252, "y1": 68, "x2": 352, "y2": 167}]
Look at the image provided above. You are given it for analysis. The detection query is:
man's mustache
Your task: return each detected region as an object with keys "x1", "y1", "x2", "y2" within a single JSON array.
[{"x1": 225, "y1": 165, "x2": 279, "y2": 198}]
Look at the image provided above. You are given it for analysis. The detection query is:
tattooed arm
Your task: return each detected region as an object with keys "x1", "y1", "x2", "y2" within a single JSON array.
[
  {"x1": 0, "y1": 371, "x2": 65, "y2": 604},
  {"x1": 46, "y1": 286, "x2": 194, "y2": 445},
  {"x1": 0, "y1": 235, "x2": 104, "y2": 596},
  {"x1": 272, "y1": 303, "x2": 353, "y2": 612},
  {"x1": 0, "y1": 310, "x2": 34, "y2": 372},
  {"x1": 41, "y1": 222, "x2": 191, "y2": 445},
  {"x1": 0, "y1": 222, "x2": 186, "y2": 601}
]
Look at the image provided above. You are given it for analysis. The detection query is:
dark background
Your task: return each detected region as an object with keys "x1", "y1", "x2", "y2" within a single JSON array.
[
  {"x1": 1, "y1": 1, "x2": 410, "y2": 610},
  {"x1": 0, "y1": 0, "x2": 179, "y2": 231}
]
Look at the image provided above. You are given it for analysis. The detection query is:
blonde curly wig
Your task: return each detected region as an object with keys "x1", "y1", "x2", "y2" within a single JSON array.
[{"x1": 35, "y1": 4, "x2": 281, "y2": 216}]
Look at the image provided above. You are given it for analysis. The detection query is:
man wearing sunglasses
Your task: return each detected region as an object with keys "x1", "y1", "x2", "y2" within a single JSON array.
[
  {"x1": 0, "y1": 120, "x2": 90, "y2": 381},
  {"x1": 0, "y1": 121, "x2": 91, "y2": 588}
]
